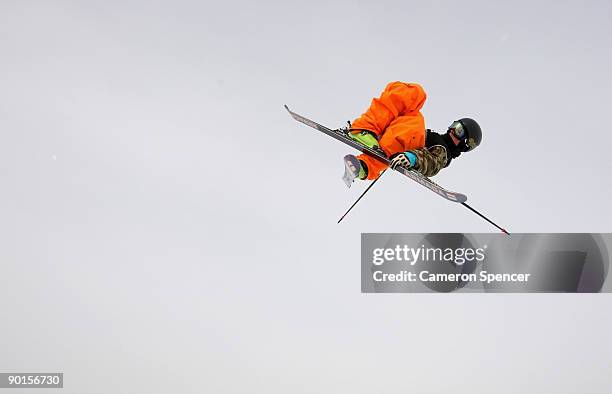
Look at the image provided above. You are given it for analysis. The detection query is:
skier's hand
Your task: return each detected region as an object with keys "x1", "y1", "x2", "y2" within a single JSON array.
[{"x1": 390, "y1": 151, "x2": 417, "y2": 170}]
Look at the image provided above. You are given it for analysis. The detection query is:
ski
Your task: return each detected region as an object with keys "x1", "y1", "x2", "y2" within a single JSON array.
[{"x1": 284, "y1": 105, "x2": 468, "y2": 203}]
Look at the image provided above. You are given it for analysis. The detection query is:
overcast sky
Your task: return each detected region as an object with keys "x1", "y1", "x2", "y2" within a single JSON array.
[{"x1": 1, "y1": 1, "x2": 612, "y2": 393}]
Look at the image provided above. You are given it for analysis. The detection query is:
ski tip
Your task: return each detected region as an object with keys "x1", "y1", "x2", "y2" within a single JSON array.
[{"x1": 284, "y1": 104, "x2": 290, "y2": 111}]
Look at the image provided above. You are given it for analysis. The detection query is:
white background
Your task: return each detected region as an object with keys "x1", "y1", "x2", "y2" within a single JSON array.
[{"x1": 1, "y1": 1, "x2": 611, "y2": 393}]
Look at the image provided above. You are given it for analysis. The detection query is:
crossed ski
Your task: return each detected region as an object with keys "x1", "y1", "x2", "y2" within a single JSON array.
[{"x1": 284, "y1": 105, "x2": 509, "y2": 234}]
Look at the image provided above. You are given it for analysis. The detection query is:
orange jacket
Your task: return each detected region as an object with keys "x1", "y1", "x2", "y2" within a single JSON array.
[{"x1": 353, "y1": 81, "x2": 427, "y2": 179}]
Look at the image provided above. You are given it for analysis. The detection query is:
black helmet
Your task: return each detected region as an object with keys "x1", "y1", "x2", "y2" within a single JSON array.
[{"x1": 448, "y1": 118, "x2": 482, "y2": 152}]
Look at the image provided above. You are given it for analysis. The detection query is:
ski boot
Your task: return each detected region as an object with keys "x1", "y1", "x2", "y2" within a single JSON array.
[
  {"x1": 348, "y1": 130, "x2": 380, "y2": 151},
  {"x1": 341, "y1": 121, "x2": 382, "y2": 153},
  {"x1": 342, "y1": 154, "x2": 368, "y2": 188}
]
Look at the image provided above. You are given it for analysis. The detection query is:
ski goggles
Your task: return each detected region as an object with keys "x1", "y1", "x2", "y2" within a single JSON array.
[
  {"x1": 448, "y1": 121, "x2": 466, "y2": 140},
  {"x1": 448, "y1": 121, "x2": 478, "y2": 152}
]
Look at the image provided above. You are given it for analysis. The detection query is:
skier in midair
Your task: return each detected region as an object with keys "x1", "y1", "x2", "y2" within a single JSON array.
[{"x1": 343, "y1": 81, "x2": 482, "y2": 185}]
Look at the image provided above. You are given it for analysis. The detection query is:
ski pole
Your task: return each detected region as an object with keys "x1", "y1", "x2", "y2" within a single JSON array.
[
  {"x1": 461, "y1": 202, "x2": 510, "y2": 235},
  {"x1": 338, "y1": 169, "x2": 387, "y2": 223}
]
